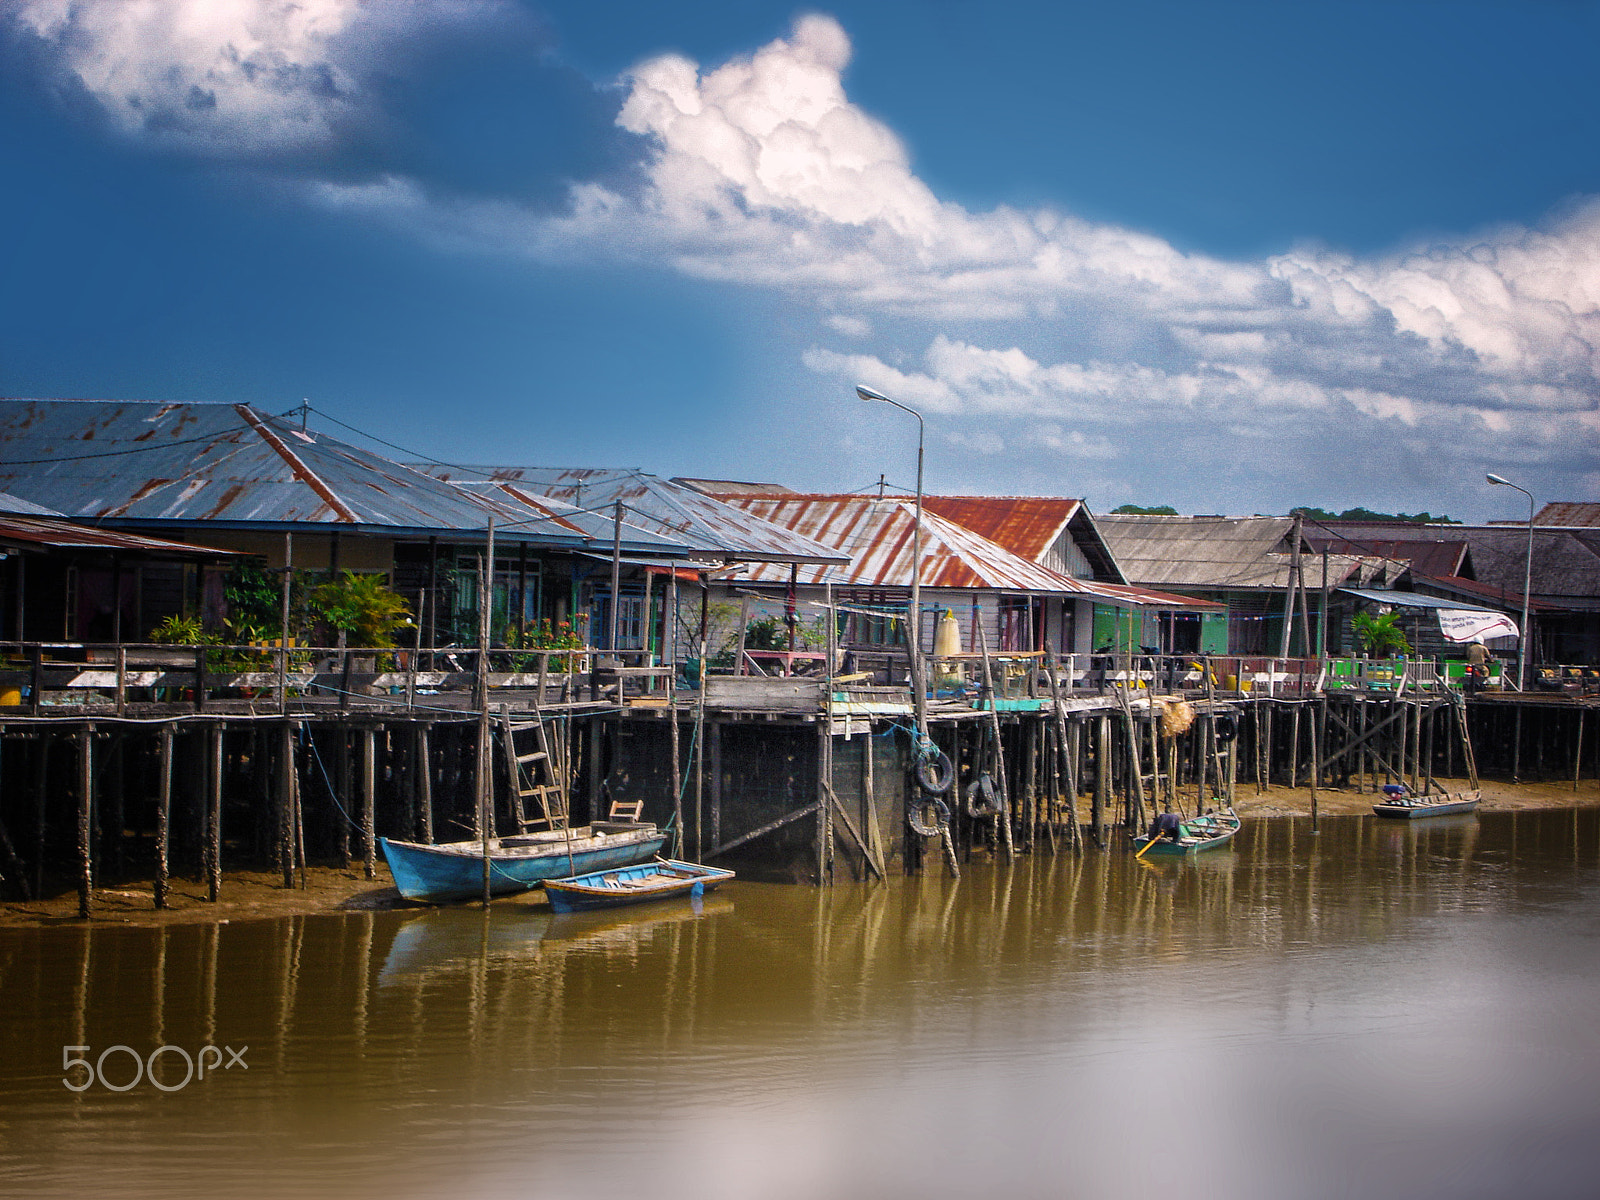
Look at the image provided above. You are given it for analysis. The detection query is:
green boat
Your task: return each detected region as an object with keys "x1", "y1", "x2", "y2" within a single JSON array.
[{"x1": 1131, "y1": 808, "x2": 1240, "y2": 856}]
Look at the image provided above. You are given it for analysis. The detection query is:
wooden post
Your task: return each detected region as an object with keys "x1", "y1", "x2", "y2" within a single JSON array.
[
  {"x1": 1092, "y1": 714, "x2": 1110, "y2": 848},
  {"x1": 416, "y1": 724, "x2": 433, "y2": 843},
  {"x1": 155, "y1": 724, "x2": 173, "y2": 908},
  {"x1": 694, "y1": 623, "x2": 708, "y2": 861},
  {"x1": 207, "y1": 723, "x2": 223, "y2": 902},
  {"x1": 279, "y1": 723, "x2": 296, "y2": 888},
  {"x1": 1309, "y1": 699, "x2": 1320, "y2": 833},
  {"x1": 278, "y1": 531, "x2": 292, "y2": 713},
  {"x1": 336, "y1": 729, "x2": 351, "y2": 865},
  {"x1": 709, "y1": 719, "x2": 723, "y2": 852},
  {"x1": 1043, "y1": 650, "x2": 1082, "y2": 851},
  {"x1": 1512, "y1": 701, "x2": 1524, "y2": 783},
  {"x1": 33, "y1": 733, "x2": 48, "y2": 900},
  {"x1": 362, "y1": 726, "x2": 377, "y2": 880},
  {"x1": 1575, "y1": 709, "x2": 1586, "y2": 793},
  {"x1": 975, "y1": 619, "x2": 1014, "y2": 861},
  {"x1": 1067, "y1": 718, "x2": 1083, "y2": 848},
  {"x1": 77, "y1": 725, "x2": 93, "y2": 919},
  {"x1": 816, "y1": 720, "x2": 831, "y2": 885},
  {"x1": 733, "y1": 592, "x2": 752, "y2": 675},
  {"x1": 1287, "y1": 704, "x2": 1300, "y2": 789}
]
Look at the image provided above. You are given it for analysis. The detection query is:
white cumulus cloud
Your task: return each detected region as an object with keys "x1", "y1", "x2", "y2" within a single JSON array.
[{"x1": 5, "y1": 0, "x2": 504, "y2": 154}]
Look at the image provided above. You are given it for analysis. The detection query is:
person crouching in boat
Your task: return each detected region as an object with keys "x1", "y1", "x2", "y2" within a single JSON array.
[{"x1": 1149, "y1": 811, "x2": 1183, "y2": 843}]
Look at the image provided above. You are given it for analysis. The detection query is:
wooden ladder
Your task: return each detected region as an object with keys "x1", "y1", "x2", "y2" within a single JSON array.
[{"x1": 499, "y1": 709, "x2": 567, "y2": 830}]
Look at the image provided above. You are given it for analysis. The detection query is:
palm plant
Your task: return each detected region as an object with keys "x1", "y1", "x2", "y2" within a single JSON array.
[{"x1": 1352, "y1": 610, "x2": 1411, "y2": 656}]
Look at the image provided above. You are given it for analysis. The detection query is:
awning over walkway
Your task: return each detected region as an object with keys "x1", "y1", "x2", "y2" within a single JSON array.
[
  {"x1": 1340, "y1": 588, "x2": 1518, "y2": 643},
  {"x1": 1339, "y1": 588, "x2": 1502, "y2": 614}
]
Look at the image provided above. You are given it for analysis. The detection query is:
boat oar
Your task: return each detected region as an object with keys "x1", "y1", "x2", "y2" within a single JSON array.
[{"x1": 1134, "y1": 830, "x2": 1161, "y2": 860}]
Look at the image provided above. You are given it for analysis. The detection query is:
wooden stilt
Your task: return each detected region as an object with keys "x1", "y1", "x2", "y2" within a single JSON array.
[
  {"x1": 279, "y1": 723, "x2": 296, "y2": 888},
  {"x1": 1092, "y1": 714, "x2": 1110, "y2": 848},
  {"x1": 33, "y1": 733, "x2": 48, "y2": 900},
  {"x1": 362, "y1": 726, "x2": 377, "y2": 880},
  {"x1": 207, "y1": 723, "x2": 222, "y2": 903},
  {"x1": 155, "y1": 723, "x2": 173, "y2": 909},
  {"x1": 1575, "y1": 709, "x2": 1585, "y2": 793},
  {"x1": 76, "y1": 726, "x2": 94, "y2": 918},
  {"x1": 415, "y1": 723, "x2": 433, "y2": 844},
  {"x1": 336, "y1": 730, "x2": 351, "y2": 865},
  {"x1": 709, "y1": 719, "x2": 722, "y2": 852}
]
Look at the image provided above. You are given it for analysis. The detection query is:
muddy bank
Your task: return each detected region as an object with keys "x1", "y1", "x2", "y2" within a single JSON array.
[
  {"x1": 1228, "y1": 775, "x2": 1600, "y2": 819},
  {"x1": 3, "y1": 778, "x2": 1598, "y2": 926}
]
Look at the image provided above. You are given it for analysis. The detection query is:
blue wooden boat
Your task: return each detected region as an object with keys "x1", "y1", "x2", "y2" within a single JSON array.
[
  {"x1": 543, "y1": 858, "x2": 734, "y2": 914},
  {"x1": 1372, "y1": 787, "x2": 1481, "y2": 819},
  {"x1": 1131, "y1": 808, "x2": 1241, "y2": 856},
  {"x1": 379, "y1": 821, "x2": 667, "y2": 903}
]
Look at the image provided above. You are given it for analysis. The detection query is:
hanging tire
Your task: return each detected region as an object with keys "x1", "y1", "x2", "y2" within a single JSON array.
[
  {"x1": 1214, "y1": 714, "x2": 1238, "y2": 743},
  {"x1": 907, "y1": 793, "x2": 951, "y2": 836},
  {"x1": 966, "y1": 772, "x2": 1002, "y2": 818},
  {"x1": 913, "y1": 739, "x2": 954, "y2": 795}
]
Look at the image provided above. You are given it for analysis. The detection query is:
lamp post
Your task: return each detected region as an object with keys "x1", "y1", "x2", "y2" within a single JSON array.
[
  {"x1": 1486, "y1": 473, "x2": 1534, "y2": 690},
  {"x1": 856, "y1": 384, "x2": 926, "y2": 728}
]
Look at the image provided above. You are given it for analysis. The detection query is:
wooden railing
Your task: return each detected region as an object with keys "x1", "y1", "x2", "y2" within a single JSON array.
[{"x1": 0, "y1": 642, "x2": 673, "y2": 715}]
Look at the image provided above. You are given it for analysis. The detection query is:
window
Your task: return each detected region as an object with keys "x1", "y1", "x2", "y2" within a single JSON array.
[
  {"x1": 998, "y1": 595, "x2": 1032, "y2": 651},
  {"x1": 841, "y1": 590, "x2": 906, "y2": 647}
]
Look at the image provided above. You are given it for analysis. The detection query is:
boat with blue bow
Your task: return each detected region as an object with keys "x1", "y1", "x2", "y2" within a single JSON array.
[{"x1": 380, "y1": 821, "x2": 667, "y2": 903}]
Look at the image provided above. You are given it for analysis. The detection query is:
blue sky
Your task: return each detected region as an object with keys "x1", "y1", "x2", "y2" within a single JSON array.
[{"x1": 1, "y1": 0, "x2": 1596, "y2": 522}]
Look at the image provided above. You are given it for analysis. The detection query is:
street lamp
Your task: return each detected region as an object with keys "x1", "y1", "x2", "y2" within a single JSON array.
[
  {"x1": 1486, "y1": 473, "x2": 1535, "y2": 690},
  {"x1": 857, "y1": 384, "x2": 926, "y2": 725}
]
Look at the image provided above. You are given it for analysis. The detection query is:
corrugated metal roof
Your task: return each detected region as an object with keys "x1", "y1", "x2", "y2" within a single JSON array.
[
  {"x1": 0, "y1": 513, "x2": 237, "y2": 556},
  {"x1": 0, "y1": 489, "x2": 63, "y2": 516},
  {"x1": 922, "y1": 495, "x2": 1081, "y2": 563},
  {"x1": 711, "y1": 494, "x2": 1133, "y2": 600},
  {"x1": 1325, "y1": 521, "x2": 1600, "y2": 600},
  {"x1": 0, "y1": 399, "x2": 526, "y2": 534},
  {"x1": 1340, "y1": 588, "x2": 1502, "y2": 614},
  {"x1": 1307, "y1": 536, "x2": 1469, "y2": 579},
  {"x1": 1096, "y1": 514, "x2": 1405, "y2": 592},
  {"x1": 1096, "y1": 514, "x2": 1297, "y2": 588},
  {"x1": 1087, "y1": 581, "x2": 1224, "y2": 612},
  {"x1": 422, "y1": 466, "x2": 847, "y2": 565},
  {"x1": 444, "y1": 479, "x2": 694, "y2": 555},
  {"x1": 673, "y1": 477, "x2": 799, "y2": 497},
  {"x1": 1533, "y1": 502, "x2": 1600, "y2": 527}
]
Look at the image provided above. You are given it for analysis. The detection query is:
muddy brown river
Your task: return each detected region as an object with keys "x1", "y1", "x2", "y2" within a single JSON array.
[{"x1": 2, "y1": 808, "x2": 1598, "y2": 1199}]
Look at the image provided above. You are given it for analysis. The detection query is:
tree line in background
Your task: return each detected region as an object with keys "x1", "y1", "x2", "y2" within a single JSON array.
[{"x1": 1109, "y1": 503, "x2": 1460, "y2": 524}]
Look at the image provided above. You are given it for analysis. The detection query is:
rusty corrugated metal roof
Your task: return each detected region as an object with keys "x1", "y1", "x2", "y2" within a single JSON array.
[
  {"x1": 0, "y1": 399, "x2": 610, "y2": 539},
  {"x1": 1533, "y1": 502, "x2": 1600, "y2": 527},
  {"x1": 422, "y1": 466, "x2": 847, "y2": 565},
  {"x1": 713, "y1": 494, "x2": 1164, "y2": 603},
  {"x1": 922, "y1": 495, "x2": 1081, "y2": 562},
  {"x1": 0, "y1": 513, "x2": 237, "y2": 556},
  {"x1": 673, "y1": 477, "x2": 799, "y2": 497}
]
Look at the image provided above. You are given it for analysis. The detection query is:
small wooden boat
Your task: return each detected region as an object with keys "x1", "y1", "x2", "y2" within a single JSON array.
[
  {"x1": 1131, "y1": 808, "x2": 1241, "y2": 856},
  {"x1": 543, "y1": 859, "x2": 734, "y2": 914},
  {"x1": 379, "y1": 821, "x2": 667, "y2": 903},
  {"x1": 1371, "y1": 787, "x2": 1481, "y2": 819}
]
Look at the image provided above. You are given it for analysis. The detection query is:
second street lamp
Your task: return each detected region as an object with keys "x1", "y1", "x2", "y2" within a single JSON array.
[{"x1": 1486, "y1": 472, "x2": 1535, "y2": 690}]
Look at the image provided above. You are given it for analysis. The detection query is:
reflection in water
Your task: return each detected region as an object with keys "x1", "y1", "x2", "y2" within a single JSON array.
[{"x1": 1, "y1": 809, "x2": 1598, "y2": 1199}]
